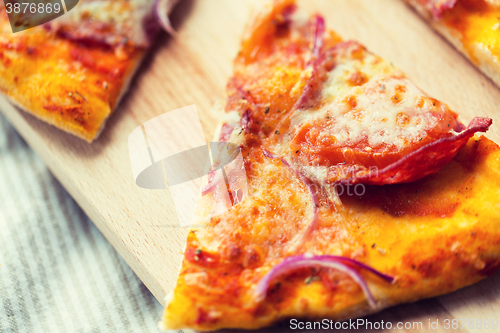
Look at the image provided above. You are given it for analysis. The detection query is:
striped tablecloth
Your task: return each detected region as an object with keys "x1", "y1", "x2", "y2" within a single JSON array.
[{"x1": 0, "y1": 113, "x2": 176, "y2": 333}]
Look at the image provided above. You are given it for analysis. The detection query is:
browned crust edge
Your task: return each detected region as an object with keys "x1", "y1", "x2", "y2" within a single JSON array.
[{"x1": 404, "y1": 0, "x2": 500, "y2": 89}]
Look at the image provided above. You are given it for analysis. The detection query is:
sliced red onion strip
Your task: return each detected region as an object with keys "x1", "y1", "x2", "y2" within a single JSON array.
[
  {"x1": 202, "y1": 110, "x2": 251, "y2": 195},
  {"x1": 155, "y1": 0, "x2": 179, "y2": 34},
  {"x1": 293, "y1": 15, "x2": 326, "y2": 111},
  {"x1": 254, "y1": 254, "x2": 395, "y2": 308},
  {"x1": 263, "y1": 150, "x2": 319, "y2": 207},
  {"x1": 310, "y1": 15, "x2": 325, "y2": 59},
  {"x1": 329, "y1": 256, "x2": 395, "y2": 283},
  {"x1": 263, "y1": 150, "x2": 319, "y2": 253},
  {"x1": 201, "y1": 169, "x2": 221, "y2": 196}
]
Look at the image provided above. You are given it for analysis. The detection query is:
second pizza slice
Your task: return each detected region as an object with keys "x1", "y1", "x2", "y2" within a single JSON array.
[{"x1": 0, "y1": 0, "x2": 177, "y2": 142}]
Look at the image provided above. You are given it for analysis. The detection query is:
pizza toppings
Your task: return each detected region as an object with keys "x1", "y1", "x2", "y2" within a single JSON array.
[
  {"x1": 288, "y1": 43, "x2": 492, "y2": 185},
  {"x1": 45, "y1": 0, "x2": 155, "y2": 48},
  {"x1": 293, "y1": 75, "x2": 461, "y2": 164},
  {"x1": 292, "y1": 81, "x2": 492, "y2": 184},
  {"x1": 263, "y1": 149, "x2": 319, "y2": 253},
  {"x1": 292, "y1": 15, "x2": 326, "y2": 110},
  {"x1": 341, "y1": 116, "x2": 492, "y2": 184},
  {"x1": 421, "y1": 0, "x2": 500, "y2": 19},
  {"x1": 254, "y1": 254, "x2": 395, "y2": 308},
  {"x1": 238, "y1": 0, "x2": 296, "y2": 63},
  {"x1": 408, "y1": 0, "x2": 500, "y2": 91},
  {"x1": 45, "y1": 0, "x2": 179, "y2": 49},
  {"x1": 227, "y1": 9, "x2": 493, "y2": 188}
]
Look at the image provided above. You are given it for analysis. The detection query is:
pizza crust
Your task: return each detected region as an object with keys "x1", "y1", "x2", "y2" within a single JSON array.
[
  {"x1": 0, "y1": 46, "x2": 146, "y2": 143},
  {"x1": 404, "y1": 0, "x2": 500, "y2": 88},
  {"x1": 91, "y1": 50, "x2": 147, "y2": 141}
]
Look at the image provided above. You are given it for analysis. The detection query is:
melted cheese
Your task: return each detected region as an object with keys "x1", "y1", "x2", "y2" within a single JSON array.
[
  {"x1": 320, "y1": 51, "x2": 395, "y2": 100},
  {"x1": 291, "y1": 48, "x2": 453, "y2": 152},
  {"x1": 319, "y1": 76, "x2": 448, "y2": 149}
]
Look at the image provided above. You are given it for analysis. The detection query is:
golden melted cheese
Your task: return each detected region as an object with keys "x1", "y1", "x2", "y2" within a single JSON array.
[
  {"x1": 298, "y1": 75, "x2": 452, "y2": 150},
  {"x1": 442, "y1": 0, "x2": 500, "y2": 61}
]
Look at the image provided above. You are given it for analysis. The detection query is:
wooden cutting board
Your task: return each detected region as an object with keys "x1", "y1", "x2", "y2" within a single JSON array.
[{"x1": 2, "y1": 0, "x2": 500, "y2": 332}]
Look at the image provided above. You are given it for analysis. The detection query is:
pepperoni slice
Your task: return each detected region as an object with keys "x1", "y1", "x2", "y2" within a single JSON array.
[
  {"x1": 342, "y1": 116, "x2": 491, "y2": 185},
  {"x1": 291, "y1": 72, "x2": 492, "y2": 185}
]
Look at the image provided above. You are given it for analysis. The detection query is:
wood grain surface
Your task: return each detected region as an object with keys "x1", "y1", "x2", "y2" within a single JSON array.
[{"x1": 1, "y1": 0, "x2": 500, "y2": 332}]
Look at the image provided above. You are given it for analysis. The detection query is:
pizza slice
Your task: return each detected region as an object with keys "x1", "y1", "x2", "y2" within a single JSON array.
[
  {"x1": 161, "y1": 1, "x2": 500, "y2": 331},
  {"x1": 404, "y1": 0, "x2": 500, "y2": 88},
  {"x1": 0, "y1": 0, "x2": 177, "y2": 142}
]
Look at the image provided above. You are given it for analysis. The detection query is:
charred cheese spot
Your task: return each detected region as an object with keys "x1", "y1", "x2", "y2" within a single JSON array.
[
  {"x1": 391, "y1": 84, "x2": 407, "y2": 103},
  {"x1": 348, "y1": 71, "x2": 368, "y2": 86},
  {"x1": 343, "y1": 95, "x2": 357, "y2": 109},
  {"x1": 396, "y1": 112, "x2": 411, "y2": 127}
]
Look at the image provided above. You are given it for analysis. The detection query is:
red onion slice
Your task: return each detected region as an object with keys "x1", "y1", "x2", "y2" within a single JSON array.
[
  {"x1": 155, "y1": 0, "x2": 179, "y2": 35},
  {"x1": 310, "y1": 15, "x2": 325, "y2": 59},
  {"x1": 202, "y1": 110, "x2": 252, "y2": 195},
  {"x1": 293, "y1": 15, "x2": 326, "y2": 111},
  {"x1": 201, "y1": 169, "x2": 221, "y2": 196},
  {"x1": 263, "y1": 150, "x2": 319, "y2": 253},
  {"x1": 254, "y1": 254, "x2": 395, "y2": 308},
  {"x1": 262, "y1": 150, "x2": 319, "y2": 207}
]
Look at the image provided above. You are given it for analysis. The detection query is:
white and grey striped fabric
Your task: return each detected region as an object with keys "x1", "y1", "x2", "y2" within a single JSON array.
[{"x1": 0, "y1": 113, "x2": 172, "y2": 333}]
